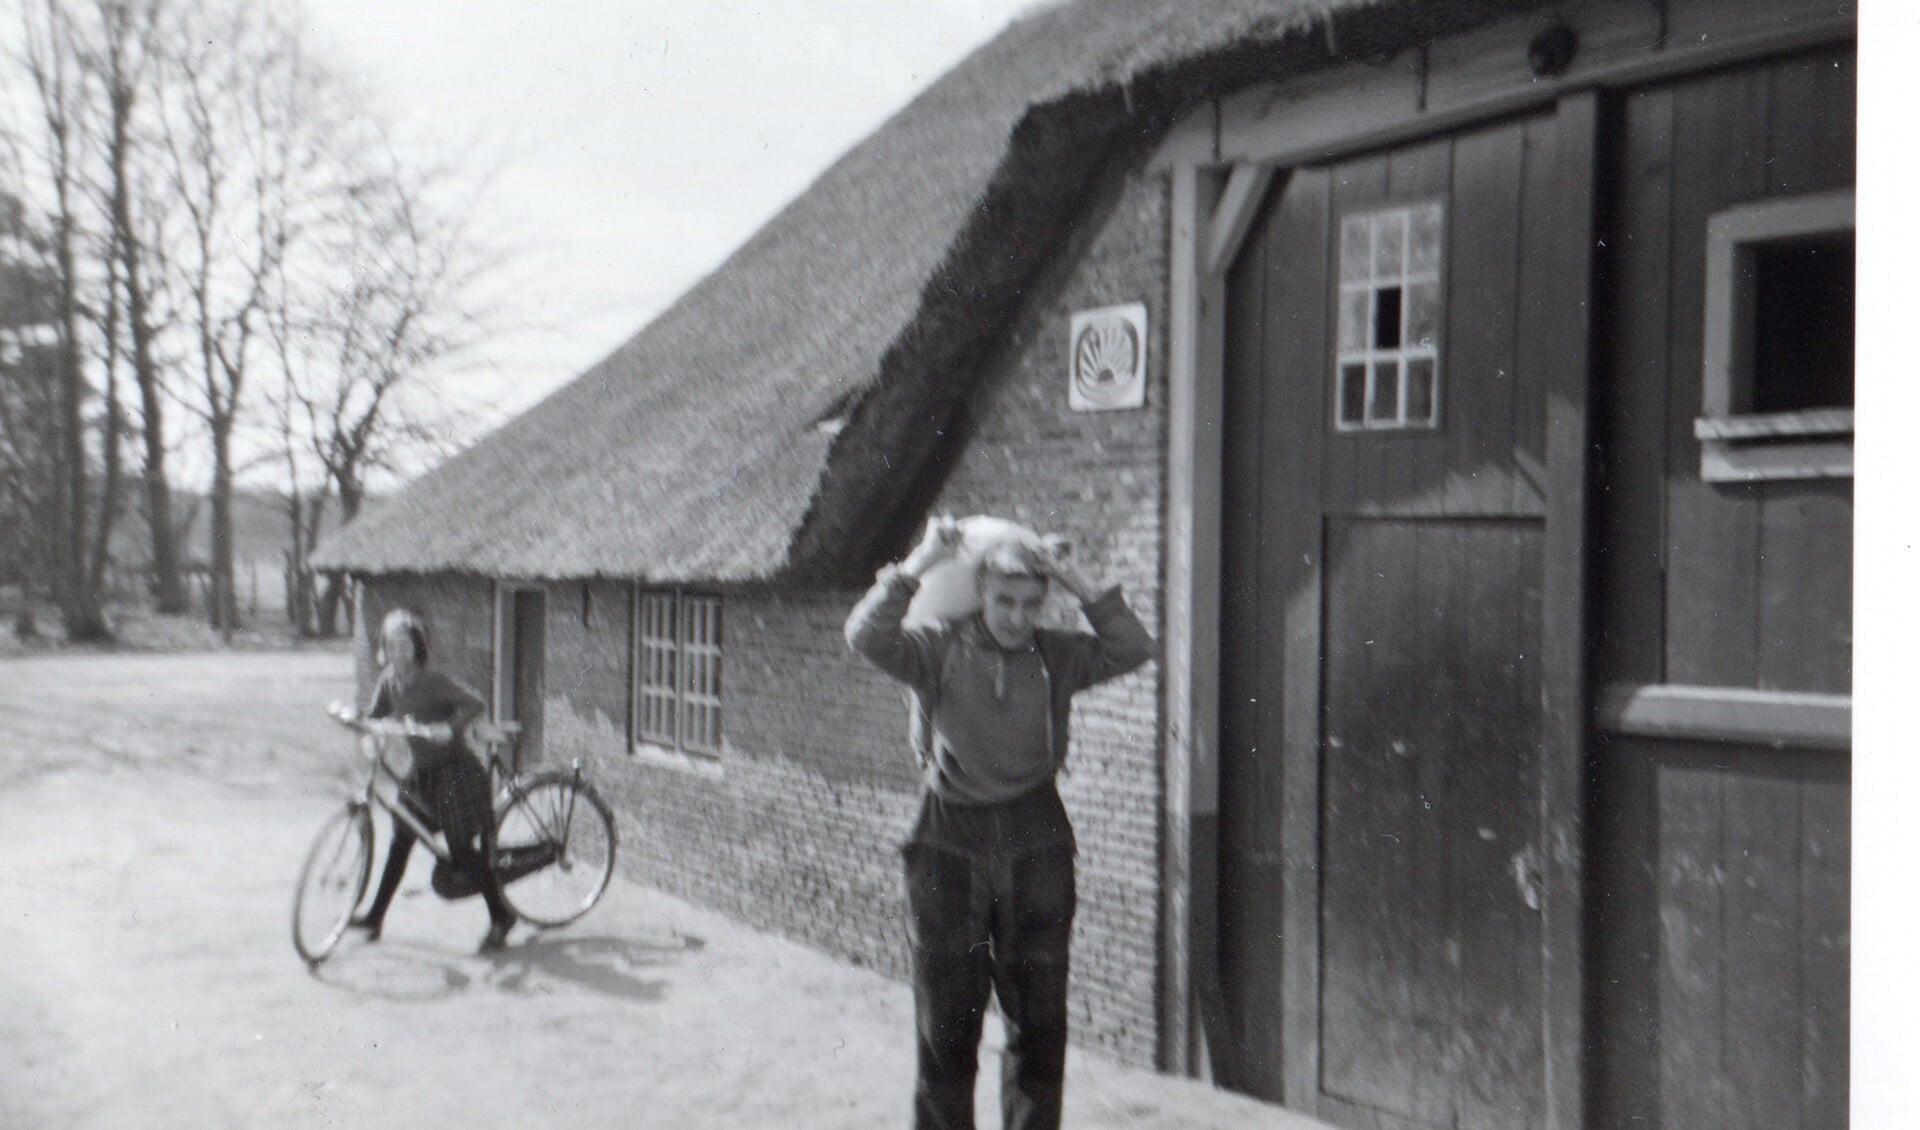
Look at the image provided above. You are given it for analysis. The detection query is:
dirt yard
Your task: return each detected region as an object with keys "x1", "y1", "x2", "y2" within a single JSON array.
[{"x1": 0, "y1": 649, "x2": 1319, "y2": 1129}]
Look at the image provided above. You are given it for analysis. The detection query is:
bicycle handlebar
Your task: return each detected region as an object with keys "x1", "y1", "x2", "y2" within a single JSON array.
[
  {"x1": 324, "y1": 703, "x2": 522, "y2": 790},
  {"x1": 326, "y1": 701, "x2": 453, "y2": 742},
  {"x1": 326, "y1": 702, "x2": 518, "y2": 748},
  {"x1": 324, "y1": 702, "x2": 421, "y2": 786}
]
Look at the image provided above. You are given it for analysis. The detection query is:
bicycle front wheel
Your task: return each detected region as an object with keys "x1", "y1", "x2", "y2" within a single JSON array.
[
  {"x1": 496, "y1": 772, "x2": 618, "y2": 927},
  {"x1": 292, "y1": 804, "x2": 373, "y2": 965}
]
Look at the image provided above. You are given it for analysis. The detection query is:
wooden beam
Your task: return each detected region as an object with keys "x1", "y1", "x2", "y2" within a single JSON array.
[
  {"x1": 1536, "y1": 89, "x2": 1601, "y2": 1130},
  {"x1": 1215, "y1": 1, "x2": 1852, "y2": 173},
  {"x1": 1159, "y1": 161, "x2": 1205, "y2": 1074},
  {"x1": 492, "y1": 581, "x2": 511, "y2": 723},
  {"x1": 1150, "y1": 103, "x2": 1216, "y2": 172},
  {"x1": 1204, "y1": 164, "x2": 1277, "y2": 276},
  {"x1": 1699, "y1": 437, "x2": 1853, "y2": 482},
  {"x1": 1595, "y1": 683, "x2": 1851, "y2": 750}
]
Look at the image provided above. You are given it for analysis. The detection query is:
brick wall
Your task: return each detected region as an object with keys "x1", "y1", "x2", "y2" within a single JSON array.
[
  {"x1": 541, "y1": 583, "x2": 924, "y2": 982},
  {"x1": 546, "y1": 580, "x2": 630, "y2": 741},
  {"x1": 356, "y1": 155, "x2": 1174, "y2": 1067}
]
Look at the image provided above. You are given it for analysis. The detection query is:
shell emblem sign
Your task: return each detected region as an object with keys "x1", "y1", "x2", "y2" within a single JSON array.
[{"x1": 1068, "y1": 303, "x2": 1147, "y2": 411}]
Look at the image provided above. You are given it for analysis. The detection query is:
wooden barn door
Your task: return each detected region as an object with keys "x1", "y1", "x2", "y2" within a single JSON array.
[
  {"x1": 1586, "y1": 47, "x2": 1854, "y2": 1130},
  {"x1": 1220, "y1": 107, "x2": 1572, "y2": 1128}
]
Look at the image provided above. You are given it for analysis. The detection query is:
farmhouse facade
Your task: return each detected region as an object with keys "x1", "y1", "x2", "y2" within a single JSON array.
[{"x1": 316, "y1": 1, "x2": 1855, "y2": 1126}]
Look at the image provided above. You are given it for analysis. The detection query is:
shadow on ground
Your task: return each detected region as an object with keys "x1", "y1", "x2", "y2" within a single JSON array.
[
  {"x1": 308, "y1": 929, "x2": 706, "y2": 1005},
  {"x1": 484, "y1": 930, "x2": 705, "y2": 1002}
]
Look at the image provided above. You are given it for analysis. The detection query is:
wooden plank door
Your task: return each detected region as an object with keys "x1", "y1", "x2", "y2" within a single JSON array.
[
  {"x1": 1317, "y1": 517, "x2": 1543, "y2": 1129},
  {"x1": 1220, "y1": 108, "x2": 1565, "y2": 1128},
  {"x1": 496, "y1": 586, "x2": 546, "y2": 770},
  {"x1": 1587, "y1": 47, "x2": 1854, "y2": 1129}
]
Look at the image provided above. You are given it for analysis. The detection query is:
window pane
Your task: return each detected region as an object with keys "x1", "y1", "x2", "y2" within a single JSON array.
[
  {"x1": 1752, "y1": 232, "x2": 1855, "y2": 412},
  {"x1": 1374, "y1": 286, "x2": 1403, "y2": 349},
  {"x1": 1406, "y1": 358, "x2": 1436, "y2": 423},
  {"x1": 1374, "y1": 211, "x2": 1406, "y2": 278},
  {"x1": 1406, "y1": 280, "x2": 1441, "y2": 351},
  {"x1": 1339, "y1": 363, "x2": 1367, "y2": 425},
  {"x1": 676, "y1": 595, "x2": 724, "y2": 755},
  {"x1": 1339, "y1": 288, "x2": 1370, "y2": 352},
  {"x1": 637, "y1": 592, "x2": 679, "y2": 745},
  {"x1": 1369, "y1": 361, "x2": 1399, "y2": 423},
  {"x1": 1341, "y1": 216, "x2": 1371, "y2": 282}
]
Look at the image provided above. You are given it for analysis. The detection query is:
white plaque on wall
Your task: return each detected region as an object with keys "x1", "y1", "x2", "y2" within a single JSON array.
[{"x1": 1068, "y1": 302, "x2": 1147, "y2": 412}]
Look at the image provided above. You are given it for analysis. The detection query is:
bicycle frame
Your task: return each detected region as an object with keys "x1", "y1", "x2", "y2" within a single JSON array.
[
  {"x1": 339, "y1": 716, "x2": 587, "y2": 876},
  {"x1": 299, "y1": 705, "x2": 614, "y2": 961},
  {"x1": 348, "y1": 731, "x2": 456, "y2": 866}
]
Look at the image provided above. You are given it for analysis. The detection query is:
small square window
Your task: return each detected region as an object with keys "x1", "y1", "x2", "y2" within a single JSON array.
[
  {"x1": 1697, "y1": 190, "x2": 1854, "y2": 482},
  {"x1": 1335, "y1": 204, "x2": 1443, "y2": 431}
]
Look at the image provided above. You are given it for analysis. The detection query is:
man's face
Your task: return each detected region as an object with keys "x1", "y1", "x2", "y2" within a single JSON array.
[{"x1": 980, "y1": 573, "x2": 1047, "y2": 650}]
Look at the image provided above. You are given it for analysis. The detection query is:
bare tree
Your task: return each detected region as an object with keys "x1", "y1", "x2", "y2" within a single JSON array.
[
  {"x1": 90, "y1": 0, "x2": 188, "y2": 613},
  {"x1": 152, "y1": 0, "x2": 324, "y2": 636},
  {"x1": 7, "y1": 0, "x2": 517, "y2": 642},
  {"x1": 8, "y1": 0, "x2": 190, "y2": 635},
  {"x1": 0, "y1": 192, "x2": 62, "y2": 637},
  {"x1": 86, "y1": 200, "x2": 124, "y2": 603},
  {"x1": 16, "y1": 0, "x2": 112, "y2": 641},
  {"x1": 266, "y1": 131, "x2": 504, "y2": 637}
]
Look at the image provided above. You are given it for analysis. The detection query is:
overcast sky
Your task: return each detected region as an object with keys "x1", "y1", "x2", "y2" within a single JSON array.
[{"x1": 301, "y1": 0, "x2": 1044, "y2": 426}]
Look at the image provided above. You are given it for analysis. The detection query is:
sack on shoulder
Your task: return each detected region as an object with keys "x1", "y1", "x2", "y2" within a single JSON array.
[{"x1": 905, "y1": 515, "x2": 1065, "y2": 626}]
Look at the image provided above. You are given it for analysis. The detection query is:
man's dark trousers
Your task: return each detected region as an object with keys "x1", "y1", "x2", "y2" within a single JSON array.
[{"x1": 904, "y1": 838, "x2": 1076, "y2": 1130}]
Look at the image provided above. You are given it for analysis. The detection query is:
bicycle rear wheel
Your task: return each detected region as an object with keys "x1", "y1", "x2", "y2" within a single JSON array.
[
  {"x1": 292, "y1": 804, "x2": 373, "y2": 965},
  {"x1": 495, "y1": 772, "x2": 618, "y2": 927}
]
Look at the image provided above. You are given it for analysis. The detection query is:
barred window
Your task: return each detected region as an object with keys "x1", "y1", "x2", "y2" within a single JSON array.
[
  {"x1": 1336, "y1": 202, "x2": 1444, "y2": 431},
  {"x1": 633, "y1": 589, "x2": 723, "y2": 756}
]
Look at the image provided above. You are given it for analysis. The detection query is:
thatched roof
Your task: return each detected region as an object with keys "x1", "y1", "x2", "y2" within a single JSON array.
[{"x1": 314, "y1": 0, "x2": 1544, "y2": 583}]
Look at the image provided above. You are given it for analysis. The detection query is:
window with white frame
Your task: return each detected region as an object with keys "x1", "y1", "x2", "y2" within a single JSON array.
[
  {"x1": 634, "y1": 589, "x2": 723, "y2": 756},
  {"x1": 1696, "y1": 189, "x2": 1854, "y2": 481},
  {"x1": 1336, "y1": 202, "x2": 1444, "y2": 431}
]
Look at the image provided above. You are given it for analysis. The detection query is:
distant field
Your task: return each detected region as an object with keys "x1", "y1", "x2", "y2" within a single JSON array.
[
  {"x1": 3, "y1": 486, "x2": 361, "y2": 635},
  {"x1": 100, "y1": 488, "x2": 356, "y2": 616}
]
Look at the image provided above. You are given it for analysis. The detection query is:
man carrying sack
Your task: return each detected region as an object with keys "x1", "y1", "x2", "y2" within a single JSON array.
[{"x1": 845, "y1": 514, "x2": 1154, "y2": 1130}]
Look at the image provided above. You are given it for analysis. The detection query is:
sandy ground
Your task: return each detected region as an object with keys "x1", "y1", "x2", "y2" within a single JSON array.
[{"x1": 0, "y1": 649, "x2": 1325, "y2": 1130}]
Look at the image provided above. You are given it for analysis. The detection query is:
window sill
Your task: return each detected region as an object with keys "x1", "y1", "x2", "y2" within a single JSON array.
[
  {"x1": 630, "y1": 741, "x2": 725, "y2": 780},
  {"x1": 1595, "y1": 682, "x2": 1850, "y2": 751},
  {"x1": 1695, "y1": 408, "x2": 1852, "y2": 482}
]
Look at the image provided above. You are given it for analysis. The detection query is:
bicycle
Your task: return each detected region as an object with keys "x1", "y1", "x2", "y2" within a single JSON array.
[{"x1": 291, "y1": 701, "x2": 619, "y2": 966}]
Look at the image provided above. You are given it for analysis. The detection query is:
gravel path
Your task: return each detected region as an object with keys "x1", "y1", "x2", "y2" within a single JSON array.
[{"x1": 0, "y1": 649, "x2": 1325, "y2": 1129}]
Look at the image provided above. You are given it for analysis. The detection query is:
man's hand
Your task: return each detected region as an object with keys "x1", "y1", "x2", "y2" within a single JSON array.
[
  {"x1": 1035, "y1": 538, "x2": 1098, "y2": 602},
  {"x1": 901, "y1": 514, "x2": 962, "y2": 578}
]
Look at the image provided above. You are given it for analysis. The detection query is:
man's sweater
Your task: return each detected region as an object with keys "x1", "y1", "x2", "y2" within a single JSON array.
[{"x1": 844, "y1": 565, "x2": 1154, "y2": 805}]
